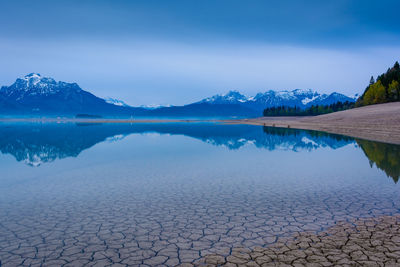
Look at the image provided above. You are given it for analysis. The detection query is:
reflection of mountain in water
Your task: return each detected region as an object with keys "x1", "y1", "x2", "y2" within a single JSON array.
[
  {"x1": 0, "y1": 123, "x2": 122, "y2": 166},
  {"x1": 0, "y1": 123, "x2": 354, "y2": 166},
  {"x1": 261, "y1": 127, "x2": 354, "y2": 151},
  {"x1": 0, "y1": 122, "x2": 398, "y2": 182}
]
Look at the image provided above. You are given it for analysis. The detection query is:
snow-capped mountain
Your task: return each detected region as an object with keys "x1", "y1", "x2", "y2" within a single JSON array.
[
  {"x1": 0, "y1": 73, "x2": 357, "y2": 118},
  {"x1": 200, "y1": 90, "x2": 249, "y2": 104},
  {"x1": 197, "y1": 89, "x2": 356, "y2": 113},
  {"x1": 105, "y1": 97, "x2": 130, "y2": 107},
  {"x1": 0, "y1": 73, "x2": 136, "y2": 116},
  {"x1": 1, "y1": 73, "x2": 83, "y2": 99}
]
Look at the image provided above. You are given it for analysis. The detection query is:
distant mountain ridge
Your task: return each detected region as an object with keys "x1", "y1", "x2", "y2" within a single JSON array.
[
  {"x1": 0, "y1": 73, "x2": 356, "y2": 117},
  {"x1": 198, "y1": 89, "x2": 356, "y2": 113}
]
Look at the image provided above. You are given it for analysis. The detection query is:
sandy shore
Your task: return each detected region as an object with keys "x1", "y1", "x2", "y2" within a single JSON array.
[{"x1": 227, "y1": 102, "x2": 400, "y2": 145}]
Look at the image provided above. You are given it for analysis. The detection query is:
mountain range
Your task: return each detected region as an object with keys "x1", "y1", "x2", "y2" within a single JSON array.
[
  {"x1": 0, "y1": 73, "x2": 357, "y2": 117},
  {"x1": 196, "y1": 89, "x2": 356, "y2": 112}
]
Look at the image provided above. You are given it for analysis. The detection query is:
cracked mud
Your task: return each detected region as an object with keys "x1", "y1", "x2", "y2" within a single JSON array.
[
  {"x1": 197, "y1": 215, "x2": 400, "y2": 266},
  {"x1": 1, "y1": 132, "x2": 399, "y2": 266}
]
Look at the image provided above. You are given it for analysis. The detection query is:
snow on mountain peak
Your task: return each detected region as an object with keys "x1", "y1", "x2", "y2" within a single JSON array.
[
  {"x1": 18, "y1": 73, "x2": 58, "y2": 88},
  {"x1": 292, "y1": 88, "x2": 315, "y2": 95},
  {"x1": 22, "y1": 73, "x2": 44, "y2": 86},
  {"x1": 140, "y1": 104, "x2": 171, "y2": 109},
  {"x1": 0, "y1": 74, "x2": 136, "y2": 116},
  {"x1": 223, "y1": 90, "x2": 242, "y2": 96},
  {"x1": 104, "y1": 97, "x2": 130, "y2": 107},
  {"x1": 224, "y1": 90, "x2": 248, "y2": 102},
  {"x1": 197, "y1": 88, "x2": 355, "y2": 112},
  {"x1": 301, "y1": 95, "x2": 319, "y2": 105},
  {"x1": 0, "y1": 74, "x2": 83, "y2": 99},
  {"x1": 201, "y1": 90, "x2": 249, "y2": 104},
  {"x1": 24, "y1": 73, "x2": 41, "y2": 79}
]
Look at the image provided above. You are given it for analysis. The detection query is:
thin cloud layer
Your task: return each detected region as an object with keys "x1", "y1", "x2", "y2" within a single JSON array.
[{"x1": 1, "y1": 0, "x2": 399, "y2": 105}]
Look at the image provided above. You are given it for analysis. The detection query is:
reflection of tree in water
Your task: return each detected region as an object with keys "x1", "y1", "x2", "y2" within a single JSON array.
[
  {"x1": 356, "y1": 139, "x2": 400, "y2": 183},
  {"x1": 263, "y1": 126, "x2": 400, "y2": 183}
]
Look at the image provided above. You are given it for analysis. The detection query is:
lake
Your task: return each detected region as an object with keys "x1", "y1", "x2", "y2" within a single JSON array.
[{"x1": 0, "y1": 122, "x2": 399, "y2": 266}]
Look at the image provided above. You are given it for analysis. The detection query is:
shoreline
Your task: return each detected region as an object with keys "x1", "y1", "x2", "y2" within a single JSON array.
[
  {"x1": 226, "y1": 102, "x2": 400, "y2": 145},
  {"x1": 1, "y1": 102, "x2": 400, "y2": 145},
  {"x1": 0, "y1": 118, "x2": 211, "y2": 124}
]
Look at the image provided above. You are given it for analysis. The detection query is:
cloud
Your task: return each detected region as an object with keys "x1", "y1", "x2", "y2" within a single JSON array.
[
  {"x1": 1, "y1": 0, "x2": 400, "y2": 106},
  {"x1": 1, "y1": 0, "x2": 400, "y2": 46},
  {"x1": 1, "y1": 38, "x2": 399, "y2": 105}
]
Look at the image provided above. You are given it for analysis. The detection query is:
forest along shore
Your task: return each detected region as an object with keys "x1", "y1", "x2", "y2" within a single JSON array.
[{"x1": 227, "y1": 102, "x2": 400, "y2": 145}]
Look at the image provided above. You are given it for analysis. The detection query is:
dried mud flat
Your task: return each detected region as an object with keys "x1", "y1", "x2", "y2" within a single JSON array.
[
  {"x1": 1, "y1": 178, "x2": 398, "y2": 267},
  {"x1": 229, "y1": 102, "x2": 400, "y2": 145},
  {"x1": 194, "y1": 215, "x2": 400, "y2": 266}
]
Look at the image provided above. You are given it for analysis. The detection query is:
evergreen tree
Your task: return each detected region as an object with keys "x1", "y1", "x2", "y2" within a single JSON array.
[
  {"x1": 370, "y1": 76, "x2": 375, "y2": 85},
  {"x1": 263, "y1": 101, "x2": 355, "y2": 117}
]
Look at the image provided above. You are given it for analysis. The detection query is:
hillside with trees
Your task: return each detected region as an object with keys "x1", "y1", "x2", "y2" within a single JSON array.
[{"x1": 357, "y1": 61, "x2": 400, "y2": 106}]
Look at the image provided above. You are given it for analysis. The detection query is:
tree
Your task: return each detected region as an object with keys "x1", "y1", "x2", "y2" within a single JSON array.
[
  {"x1": 263, "y1": 101, "x2": 355, "y2": 117},
  {"x1": 370, "y1": 76, "x2": 375, "y2": 85},
  {"x1": 388, "y1": 80, "x2": 400, "y2": 100},
  {"x1": 356, "y1": 60, "x2": 400, "y2": 106},
  {"x1": 364, "y1": 80, "x2": 386, "y2": 105}
]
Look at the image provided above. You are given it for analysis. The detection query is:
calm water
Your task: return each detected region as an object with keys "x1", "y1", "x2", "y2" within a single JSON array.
[{"x1": 0, "y1": 122, "x2": 399, "y2": 266}]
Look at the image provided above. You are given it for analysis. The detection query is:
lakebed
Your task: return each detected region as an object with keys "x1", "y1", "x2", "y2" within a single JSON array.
[{"x1": 0, "y1": 120, "x2": 399, "y2": 266}]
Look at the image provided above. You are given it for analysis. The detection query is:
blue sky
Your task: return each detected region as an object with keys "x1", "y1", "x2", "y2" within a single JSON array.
[{"x1": 1, "y1": 0, "x2": 400, "y2": 106}]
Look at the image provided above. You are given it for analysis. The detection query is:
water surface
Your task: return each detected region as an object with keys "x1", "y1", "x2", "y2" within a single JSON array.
[{"x1": 0, "y1": 122, "x2": 399, "y2": 266}]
